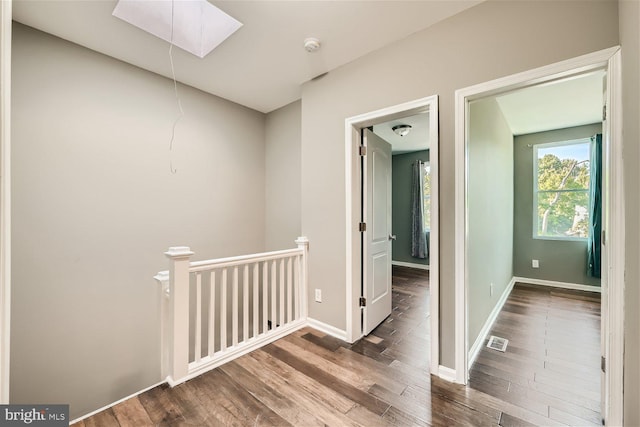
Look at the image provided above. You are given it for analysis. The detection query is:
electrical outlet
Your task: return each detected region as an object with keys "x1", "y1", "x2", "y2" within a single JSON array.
[
  {"x1": 490, "y1": 283, "x2": 494, "y2": 297},
  {"x1": 315, "y1": 289, "x2": 322, "y2": 302},
  {"x1": 532, "y1": 259, "x2": 539, "y2": 268}
]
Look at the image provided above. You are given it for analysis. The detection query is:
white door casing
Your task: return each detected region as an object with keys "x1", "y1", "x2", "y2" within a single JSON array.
[
  {"x1": 600, "y1": 72, "x2": 609, "y2": 422},
  {"x1": 454, "y1": 46, "x2": 624, "y2": 425},
  {"x1": 345, "y1": 95, "x2": 439, "y2": 375},
  {"x1": 362, "y1": 129, "x2": 392, "y2": 335},
  {"x1": 0, "y1": 0, "x2": 11, "y2": 404}
]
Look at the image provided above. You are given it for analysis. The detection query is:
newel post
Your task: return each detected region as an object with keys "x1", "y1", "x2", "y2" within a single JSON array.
[
  {"x1": 295, "y1": 237, "x2": 309, "y2": 320},
  {"x1": 165, "y1": 246, "x2": 194, "y2": 384},
  {"x1": 153, "y1": 271, "x2": 170, "y2": 380}
]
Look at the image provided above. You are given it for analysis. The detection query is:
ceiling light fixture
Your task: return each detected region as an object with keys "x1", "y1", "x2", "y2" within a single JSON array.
[
  {"x1": 113, "y1": 0, "x2": 242, "y2": 59},
  {"x1": 304, "y1": 38, "x2": 321, "y2": 53},
  {"x1": 392, "y1": 124, "x2": 412, "y2": 137}
]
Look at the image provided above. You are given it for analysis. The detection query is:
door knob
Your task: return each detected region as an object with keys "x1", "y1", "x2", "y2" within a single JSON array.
[{"x1": 389, "y1": 234, "x2": 397, "y2": 240}]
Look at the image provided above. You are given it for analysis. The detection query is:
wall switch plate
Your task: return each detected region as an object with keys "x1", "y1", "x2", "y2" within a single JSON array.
[
  {"x1": 490, "y1": 283, "x2": 494, "y2": 297},
  {"x1": 532, "y1": 259, "x2": 539, "y2": 268},
  {"x1": 315, "y1": 289, "x2": 322, "y2": 302}
]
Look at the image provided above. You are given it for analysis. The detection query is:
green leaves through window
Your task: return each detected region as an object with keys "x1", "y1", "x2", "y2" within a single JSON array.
[{"x1": 534, "y1": 140, "x2": 590, "y2": 239}]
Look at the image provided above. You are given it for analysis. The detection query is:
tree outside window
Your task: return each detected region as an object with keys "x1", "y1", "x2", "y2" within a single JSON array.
[{"x1": 534, "y1": 140, "x2": 590, "y2": 239}]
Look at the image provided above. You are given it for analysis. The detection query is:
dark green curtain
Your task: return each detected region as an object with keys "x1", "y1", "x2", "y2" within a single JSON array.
[
  {"x1": 587, "y1": 134, "x2": 602, "y2": 278},
  {"x1": 411, "y1": 161, "x2": 427, "y2": 258}
]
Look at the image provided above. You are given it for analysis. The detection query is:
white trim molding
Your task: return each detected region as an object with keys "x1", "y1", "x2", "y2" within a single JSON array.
[
  {"x1": 513, "y1": 277, "x2": 602, "y2": 293},
  {"x1": 468, "y1": 278, "x2": 516, "y2": 370},
  {"x1": 72, "y1": 317, "x2": 341, "y2": 423},
  {"x1": 171, "y1": 319, "x2": 308, "y2": 387},
  {"x1": 603, "y1": 48, "x2": 624, "y2": 427},
  {"x1": 455, "y1": 46, "x2": 624, "y2": 423},
  {"x1": 391, "y1": 261, "x2": 429, "y2": 271},
  {"x1": 306, "y1": 318, "x2": 347, "y2": 341},
  {"x1": 0, "y1": 0, "x2": 11, "y2": 404},
  {"x1": 344, "y1": 95, "x2": 440, "y2": 376},
  {"x1": 437, "y1": 365, "x2": 457, "y2": 382},
  {"x1": 70, "y1": 380, "x2": 166, "y2": 425}
]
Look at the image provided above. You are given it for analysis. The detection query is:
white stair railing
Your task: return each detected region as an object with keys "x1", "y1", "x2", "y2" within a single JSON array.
[{"x1": 155, "y1": 237, "x2": 309, "y2": 386}]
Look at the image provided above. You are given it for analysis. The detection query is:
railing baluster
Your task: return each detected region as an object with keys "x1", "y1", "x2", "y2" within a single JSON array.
[
  {"x1": 194, "y1": 272, "x2": 202, "y2": 363},
  {"x1": 271, "y1": 260, "x2": 277, "y2": 329},
  {"x1": 279, "y1": 259, "x2": 285, "y2": 326},
  {"x1": 287, "y1": 257, "x2": 293, "y2": 323},
  {"x1": 208, "y1": 270, "x2": 215, "y2": 356},
  {"x1": 232, "y1": 266, "x2": 239, "y2": 346},
  {"x1": 252, "y1": 263, "x2": 259, "y2": 338},
  {"x1": 294, "y1": 255, "x2": 300, "y2": 320},
  {"x1": 220, "y1": 268, "x2": 227, "y2": 351},
  {"x1": 161, "y1": 238, "x2": 308, "y2": 387},
  {"x1": 262, "y1": 261, "x2": 268, "y2": 334},
  {"x1": 243, "y1": 264, "x2": 249, "y2": 342}
]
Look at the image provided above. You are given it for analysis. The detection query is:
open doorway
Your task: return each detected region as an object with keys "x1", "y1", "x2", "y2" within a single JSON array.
[
  {"x1": 455, "y1": 47, "x2": 624, "y2": 425},
  {"x1": 344, "y1": 95, "x2": 440, "y2": 375}
]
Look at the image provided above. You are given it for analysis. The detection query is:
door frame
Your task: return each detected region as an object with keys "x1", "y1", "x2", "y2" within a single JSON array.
[
  {"x1": 454, "y1": 46, "x2": 623, "y2": 425},
  {"x1": 0, "y1": 0, "x2": 12, "y2": 403},
  {"x1": 345, "y1": 95, "x2": 440, "y2": 375}
]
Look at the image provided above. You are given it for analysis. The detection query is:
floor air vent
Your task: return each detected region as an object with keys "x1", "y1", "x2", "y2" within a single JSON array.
[{"x1": 487, "y1": 335, "x2": 509, "y2": 352}]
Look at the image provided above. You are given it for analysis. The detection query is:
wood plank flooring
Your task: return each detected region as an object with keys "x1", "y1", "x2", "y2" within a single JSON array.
[
  {"x1": 470, "y1": 283, "x2": 602, "y2": 427},
  {"x1": 74, "y1": 268, "x2": 601, "y2": 426}
]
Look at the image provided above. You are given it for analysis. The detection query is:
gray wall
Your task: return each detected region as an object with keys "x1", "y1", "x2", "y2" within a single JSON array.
[
  {"x1": 300, "y1": 0, "x2": 619, "y2": 367},
  {"x1": 513, "y1": 124, "x2": 601, "y2": 287},
  {"x1": 620, "y1": 0, "x2": 640, "y2": 424},
  {"x1": 11, "y1": 24, "x2": 266, "y2": 419},
  {"x1": 265, "y1": 100, "x2": 301, "y2": 250},
  {"x1": 391, "y1": 150, "x2": 429, "y2": 266},
  {"x1": 468, "y1": 98, "x2": 514, "y2": 346},
  {"x1": 10, "y1": 0, "x2": 640, "y2": 422}
]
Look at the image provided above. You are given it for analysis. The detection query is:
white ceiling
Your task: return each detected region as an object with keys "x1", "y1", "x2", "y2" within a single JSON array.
[
  {"x1": 373, "y1": 113, "x2": 429, "y2": 154},
  {"x1": 12, "y1": 0, "x2": 482, "y2": 114},
  {"x1": 495, "y1": 70, "x2": 605, "y2": 135},
  {"x1": 375, "y1": 70, "x2": 604, "y2": 155}
]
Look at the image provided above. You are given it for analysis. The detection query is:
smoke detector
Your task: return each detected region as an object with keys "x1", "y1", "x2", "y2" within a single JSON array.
[{"x1": 304, "y1": 38, "x2": 321, "y2": 53}]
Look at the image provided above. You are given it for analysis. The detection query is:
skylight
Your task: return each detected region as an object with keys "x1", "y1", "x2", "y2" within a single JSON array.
[{"x1": 113, "y1": 0, "x2": 243, "y2": 59}]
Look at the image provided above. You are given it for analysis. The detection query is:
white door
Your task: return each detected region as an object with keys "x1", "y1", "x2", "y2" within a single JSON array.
[
  {"x1": 363, "y1": 128, "x2": 392, "y2": 335},
  {"x1": 600, "y1": 73, "x2": 609, "y2": 423}
]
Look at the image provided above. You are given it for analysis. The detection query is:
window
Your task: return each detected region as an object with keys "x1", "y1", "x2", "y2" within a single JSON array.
[
  {"x1": 534, "y1": 139, "x2": 590, "y2": 239},
  {"x1": 423, "y1": 163, "x2": 431, "y2": 231}
]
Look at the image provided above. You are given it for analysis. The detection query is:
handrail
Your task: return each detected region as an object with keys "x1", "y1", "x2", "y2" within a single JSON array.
[
  {"x1": 156, "y1": 237, "x2": 309, "y2": 386},
  {"x1": 189, "y1": 248, "x2": 303, "y2": 272}
]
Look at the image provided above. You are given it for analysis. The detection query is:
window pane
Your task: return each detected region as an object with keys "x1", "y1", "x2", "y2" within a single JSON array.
[
  {"x1": 535, "y1": 141, "x2": 590, "y2": 239},
  {"x1": 536, "y1": 190, "x2": 589, "y2": 238}
]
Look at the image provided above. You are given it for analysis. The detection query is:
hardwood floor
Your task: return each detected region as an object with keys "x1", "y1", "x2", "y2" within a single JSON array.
[
  {"x1": 74, "y1": 268, "x2": 601, "y2": 426},
  {"x1": 470, "y1": 283, "x2": 602, "y2": 427}
]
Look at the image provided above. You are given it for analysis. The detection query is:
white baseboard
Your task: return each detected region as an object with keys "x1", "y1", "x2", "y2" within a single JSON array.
[
  {"x1": 391, "y1": 261, "x2": 429, "y2": 270},
  {"x1": 513, "y1": 276, "x2": 602, "y2": 293},
  {"x1": 306, "y1": 317, "x2": 348, "y2": 341},
  {"x1": 72, "y1": 320, "x2": 313, "y2": 422},
  {"x1": 70, "y1": 379, "x2": 166, "y2": 425},
  {"x1": 438, "y1": 365, "x2": 457, "y2": 382},
  {"x1": 172, "y1": 319, "x2": 308, "y2": 386},
  {"x1": 468, "y1": 277, "x2": 516, "y2": 370}
]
